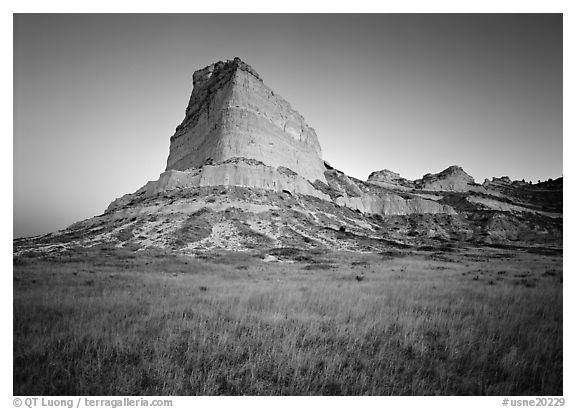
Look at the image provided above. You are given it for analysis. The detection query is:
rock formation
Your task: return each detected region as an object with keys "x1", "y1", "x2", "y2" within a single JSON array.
[
  {"x1": 102, "y1": 58, "x2": 561, "y2": 226},
  {"x1": 367, "y1": 169, "x2": 414, "y2": 190},
  {"x1": 107, "y1": 157, "x2": 330, "y2": 213},
  {"x1": 414, "y1": 165, "x2": 476, "y2": 191},
  {"x1": 315, "y1": 168, "x2": 454, "y2": 216},
  {"x1": 165, "y1": 57, "x2": 327, "y2": 184},
  {"x1": 109, "y1": 58, "x2": 460, "y2": 219},
  {"x1": 13, "y1": 58, "x2": 563, "y2": 255},
  {"x1": 334, "y1": 193, "x2": 455, "y2": 216}
]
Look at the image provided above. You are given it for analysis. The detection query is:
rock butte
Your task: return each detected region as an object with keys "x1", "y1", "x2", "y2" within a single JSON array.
[
  {"x1": 13, "y1": 57, "x2": 562, "y2": 255},
  {"x1": 107, "y1": 58, "x2": 559, "y2": 219},
  {"x1": 166, "y1": 57, "x2": 326, "y2": 184}
]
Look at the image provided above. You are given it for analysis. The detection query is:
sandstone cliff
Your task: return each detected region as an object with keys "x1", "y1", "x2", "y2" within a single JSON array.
[{"x1": 165, "y1": 57, "x2": 327, "y2": 184}]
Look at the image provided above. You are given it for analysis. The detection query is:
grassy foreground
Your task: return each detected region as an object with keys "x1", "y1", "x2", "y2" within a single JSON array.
[{"x1": 13, "y1": 246, "x2": 562, "y2": 395}]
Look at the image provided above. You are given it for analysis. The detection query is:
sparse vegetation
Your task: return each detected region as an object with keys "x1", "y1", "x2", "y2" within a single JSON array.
[{"x1": 14, "y1": 247, "x2": 562, "y2": 395}]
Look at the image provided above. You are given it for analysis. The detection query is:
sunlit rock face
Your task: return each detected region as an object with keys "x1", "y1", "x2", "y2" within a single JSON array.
[
  {"x1": 166, "y1": 57, "x2": 327, "y2": 184},
  {"x1": 414, "y1": 165, "x2": 476, "y2": 192},
  {"x1": 367, "y1": 169, "x2": 414, "y2": 191}
]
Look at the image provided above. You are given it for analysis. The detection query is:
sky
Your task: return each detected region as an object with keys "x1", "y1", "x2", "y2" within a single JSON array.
[{"x1": 13, "y1": 13, "x2": 563, "y2": 238}]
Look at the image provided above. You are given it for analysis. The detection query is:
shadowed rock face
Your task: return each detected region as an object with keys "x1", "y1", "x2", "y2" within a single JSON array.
[{"x1": 166, "y1": 57, "x2": 327, "y2": 184}]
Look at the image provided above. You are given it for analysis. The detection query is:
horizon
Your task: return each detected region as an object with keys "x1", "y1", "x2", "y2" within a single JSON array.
[{"x1": 13, "y1": 14, "x2": 563, "y2": 238}]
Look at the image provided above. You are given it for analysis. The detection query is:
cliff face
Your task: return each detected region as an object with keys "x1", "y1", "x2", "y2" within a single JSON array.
[{"x1": 166, "y1": 58, "x2": 327, "y2": 184}]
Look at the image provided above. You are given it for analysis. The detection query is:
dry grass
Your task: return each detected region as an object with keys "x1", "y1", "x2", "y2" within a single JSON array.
[{"x1": 13, "y1": 247, "x2": 562, "y2": 395}]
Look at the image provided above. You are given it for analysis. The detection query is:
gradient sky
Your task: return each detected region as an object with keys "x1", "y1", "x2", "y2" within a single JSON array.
[{"x1": 13, "y1": 14, "x2": 562, "y2": 238}]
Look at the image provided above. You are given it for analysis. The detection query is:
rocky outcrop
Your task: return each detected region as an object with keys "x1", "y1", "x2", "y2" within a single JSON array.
[
  {"x1": 414, "y1": 165, "x2": 476, "y2": 192},
  {"x1": 483, "y1": 176, "x2": 512, "y2": 189},
  {"x1": 313, "y1": 167, "x2": 455, "y2": 216},
  {"x1": 107, "y1": 158, "x2": 330, "y2": 212},
  {"x1": 308, "y1": 167, "x2": 457, "y2": 217},
  {"x1": 165, "y1": 57, "x2": 327, "y2": 184},
  {"x1": 483, "y1": 176, "x2": 532, "y2": 190},
  {"x1": 324, "y1": 169, "x2": 364, "y2": 198},
  {"x1": 367, "y1": 169, "x2": 414, "y2": 190}
]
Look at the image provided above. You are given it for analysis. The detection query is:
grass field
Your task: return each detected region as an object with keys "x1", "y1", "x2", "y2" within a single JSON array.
[{"x1": 13, "y1": 245, "x2": 562, "y2": 395}]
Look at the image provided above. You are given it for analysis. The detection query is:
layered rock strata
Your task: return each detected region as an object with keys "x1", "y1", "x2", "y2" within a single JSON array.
[
  {"x1": 314, "y1": 168, "x2": 456, "y2": 216},
  {"x1": 107, "y1": 158, "x2": 330, "y2": 213},
  {"x1": 165, "y1": 57, "x2": 327, "y2": 184},
  {"x1": 109, "y1": 60, "x2": 543, "y2": 221},
  {"x1": 334, "y1": 194, "x2": 456, "y2": 216}
]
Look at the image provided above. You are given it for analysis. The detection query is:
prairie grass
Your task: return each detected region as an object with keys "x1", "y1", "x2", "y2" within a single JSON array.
[{"x1": 13, "y1": 247, "x2": 562, "y2": 395}]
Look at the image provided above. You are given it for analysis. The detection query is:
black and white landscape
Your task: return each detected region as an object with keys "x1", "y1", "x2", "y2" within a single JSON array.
[{"x1": 13, "y1": 14, "x2": 562, "y2": 396}]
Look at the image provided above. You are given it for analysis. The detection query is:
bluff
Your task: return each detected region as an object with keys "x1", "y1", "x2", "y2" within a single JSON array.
[
  {"x1": 165, "y1": 57, "x2": 326, "y2": 184},
  {"x1": 109, "y1": 58, "x2": 457, "y2": 218},
  {"x1": 13, "y1": 58, "x2": 563, "y2": 255}
]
